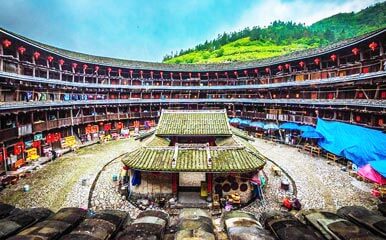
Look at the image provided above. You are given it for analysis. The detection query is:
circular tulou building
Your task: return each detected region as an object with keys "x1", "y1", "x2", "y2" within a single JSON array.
[
  {"x1": 0, "y1": 27, "x2": 385, "y2": 175},
  {"x1": 122, "y1": 109, "x2": 266, "y2": 205}
]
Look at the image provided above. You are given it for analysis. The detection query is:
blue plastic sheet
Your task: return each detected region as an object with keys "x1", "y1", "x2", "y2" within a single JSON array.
[
  {"x1": 369, "y1": 161, "x2": 386, "y2": 178},
  {"x1": 316, "y1": 118, "x2": 386, "y2": 167},
  {"x1": 280, "y1": 122, "x2": 299, "y2": 130},
  {"x1": 250, "y1": 121, "x2": 265, "y2": 128},
  {"x1": 301, "y1": 131, "x2": 323, "y2": 139}
]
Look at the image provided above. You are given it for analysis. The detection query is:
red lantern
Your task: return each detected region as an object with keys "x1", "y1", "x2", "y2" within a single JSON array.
[
  {"x1": 243, "y1": 70, "x2": 248, "y2": 75},
  {"x1": 330, "y1": 54, "x2": 337, "y2": 62},
  {"x1": 2, "y1": 39, "x2": 11, "y2": 48},
  {"x1": 206, "y1": 72, "x2": 209, "y2": 77},
  {"x1": 254, "y1": 69, "x2": 258, "y2": 74},
  {"x1": 179, "y1": 72, "x2": 182, "y2": 79},
  {"x1": 351, "y1": 47, "x2": 359, "y2": 56},
  {"x1": 170, "y1": 72, "x2": 174, "y2": 78},
  {"x1": 355, "y1": 116, "x2": 361, "y2": 122},
  {"x1": 82, "y1": 64, "x2": 88, "y2": 70},
  {"x1": 150, "y1": 71, "x2": 154, "y2": 78},
  {"x1": 59, "y1": 59, "x2": 65, "y2": 66},
  {"x1": 277, "y1": 65, "x2": 283, "y2": 71},
  {"x1": 72, "y1": 63, "x2": 78, "y2": 69},
  {"x1": 314, "y1": 58, "x2": 320, "y2": 65},
  {"x1": 107, "y1": 67, "x2": 112, "y2": 74},
  {"x1": 94, "y1": 66, "x2": 99, "y2": 73},
  {"x1": 215, "y1": 72, "x2": 218, "y2": 78},
  {"x1": 233, "y1": 71, "x2": 238, "y2": 76},
  {"x1": 224, "y1": 72, "x2": 228, "y2": 76},
  {"x1": 379, "y1": 119, "x2": 384, "y2": 126},
  {"x1": 369, "y1": 42, "x2": 378, "y2": 51},
  {"x1": 18, "y1": 46, "x2": 26, "y2": 55},
  {"x1": 265, "y1": 67, "x2": 270, "y2": 73},
  {"x1": 33, "y1": 51, "x2": 40, "y2": 60},
  {"x1": 160, "y1": 71, "x2": 163, "y2": 78},
  {"x1": 47, "y1": 56, "x2": 54, "y2": 63},
  {"x1": 299, "y1": 61, "x2": 305, "y2": 68},
  {"x1": 189, "y1": 72, "x2": 192, "y2": 78},
  {"x1": 285, "y1": 63, "x2": 290, "y2": 69}
]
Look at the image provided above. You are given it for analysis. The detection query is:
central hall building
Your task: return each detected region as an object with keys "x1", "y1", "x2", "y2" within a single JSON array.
[{"x1": 122, "y1": 109, "x2": 266, "y2": 205}]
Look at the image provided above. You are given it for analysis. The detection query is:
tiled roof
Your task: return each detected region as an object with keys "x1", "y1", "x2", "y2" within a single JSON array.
[
  {"x1": 156, "y1": 110, "x2": 231, "y2": 136},
  {"x1": 122, "y1": 147, "x2": 265, "y2": 172},
  {"x1": 1, "y1": 27, "x2": 385, "y2": 71}
]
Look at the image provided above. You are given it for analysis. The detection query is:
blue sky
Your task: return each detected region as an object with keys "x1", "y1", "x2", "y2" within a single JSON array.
[{"x1": 0, "y1": 0, "x2": 383, "y2": 62}]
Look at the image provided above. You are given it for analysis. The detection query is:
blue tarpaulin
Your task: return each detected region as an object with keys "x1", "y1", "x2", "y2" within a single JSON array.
[
  {"x1": 280, "y1": 122, "x2": 300, "y2": 130},
  {"x1": 240, "y1": 119, "x2": 252, "y2": 127},
  {"x1": 298, "y1": 125, "x2": 316, "y2": 132},
  {"x1": 301, "y1": 131, "x2": 323, "y2": 139},
  {"x1": 250, "y1": 121, "x2": 265, "y2": 128},
  {"x1": 369, "y1": 161, "x2": 386, "y2": 178},
  {"x1": 316, "y1": 118, "x2": 386, "y2": 167},
  {"x1": 229, "y1": 118, "x2": 241, "y2": 124}
]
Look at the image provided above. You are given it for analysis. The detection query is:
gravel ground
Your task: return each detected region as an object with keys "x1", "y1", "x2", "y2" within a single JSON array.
[
  {"x1": 250, "y1": 139, "x2": 379, "y2": 211},
  {"x1": 0, "y1": 138, "x2": 140, "y2": 212}
]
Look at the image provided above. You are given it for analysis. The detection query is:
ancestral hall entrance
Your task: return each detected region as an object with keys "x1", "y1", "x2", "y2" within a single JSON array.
[{"x1": 178, "y1": 172, "x2": 206, "y2": 192}]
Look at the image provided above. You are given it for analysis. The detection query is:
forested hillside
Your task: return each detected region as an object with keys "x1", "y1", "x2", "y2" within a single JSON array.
[{"x1": 163, "y1": 1, "x2": 386, "y2": 64}]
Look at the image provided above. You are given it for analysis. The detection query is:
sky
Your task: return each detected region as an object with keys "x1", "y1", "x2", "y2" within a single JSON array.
[{"x1": 0, "y1": 0, "x2": 383, "y2": 62}]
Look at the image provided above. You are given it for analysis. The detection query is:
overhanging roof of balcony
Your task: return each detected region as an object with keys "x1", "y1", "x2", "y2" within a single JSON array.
[{"x1": 1, "y1": 27, "x2": 385, "y2": 72}]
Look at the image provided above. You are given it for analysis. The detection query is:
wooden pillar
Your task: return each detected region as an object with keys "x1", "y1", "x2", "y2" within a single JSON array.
[
  {"x1": 207, "y1": 173, "x2": 213, "y2": 194},
  {"x1": 0, "y1": 45, "x2": 3, "y2": 72},
  {"x1": 32, "y1": 56, "x2": 36, "y2": 77},
  {"x1": 46, "y1": 60, "x2": 50, "y2": 79},
  {"x1": 172, "y1": 173, "x2": 178, "y2": 195}
]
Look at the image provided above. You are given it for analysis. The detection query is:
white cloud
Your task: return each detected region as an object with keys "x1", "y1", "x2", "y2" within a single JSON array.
[{"x1": 227, "y1": 0, "x2": 384, "y2": 32}]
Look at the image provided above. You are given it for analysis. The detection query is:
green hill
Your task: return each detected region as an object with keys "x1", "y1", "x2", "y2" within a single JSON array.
[{"x1": 163, "y1": 1, "x2": 386, "y2": 64}]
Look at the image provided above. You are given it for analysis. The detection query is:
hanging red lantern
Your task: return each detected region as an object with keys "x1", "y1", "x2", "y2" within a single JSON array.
[
  {"x1": 285, "y1": 63, "x2": 290, "y2": 69},
  {"x1": 160, "y1": 71, "x2": 163, "y2": 78},
  {"x1": 254, "y1": 69, "x2": 258, "y2": 74},
  {"x1": 2, "y1": 39, "x2": 11, "y2": 48},
  {"x1": 94, "y1": 66, "x2": 99, "y2": 73},
  {"x1": 47, "y1": 56, "x2": 54, "y2": 63},
  {"x1": 206, "y1": 72, "x2": 209, "y2": 77},
  {"x1": 18, "y1": 46, "x2": 26, "y2": 55},
  {"x1": 179, "y1": 72, "x2": 182, "y2": 79},
  {"x1": 277, "y1": 65, "x2": 283, "y2": 71},
  {"x1": 107, "y1": 67, "x2": 112, "y2": 74},
  {"x1": 299, "y1": 61, "x2": 305, "y2": 68},
  {"x1": 150, "y1": 71, "x2": 154, "y2": 78},
  {"x1": 351, "y1": 47, "x2": 359, "y2": 56},
  {"x1": 59, "y1": 59, "x2": 65, "y2": 66},
  {"x1": 170, "y1": 72, "x2": 173, "y2": 78},
  {"x1": 72, "y1": 63, "x2": 78, "y2": 69},
  {"x1": 330, "y1": 54, "x2": 337, "y2": 62},
  {"x1": 243, "y1": 70, "x2": 248, "y2": 75},
  {"x1": 355, "y1": 116, "x2": 361, "y2": 122},
  {"x1": 224, "y1": 72, "x2": 228, "y2": 76},
  {"x1": 369, "y1": 41, "x2": 378, "y2": 51},
  {"x1": 314, "y1": 58, "x2": 320, "y2": 65},
  {"x1": 33, "y1": 51, "x2": 40, "y2": 60},
  {"x1": 82, "y1": 64, "x2": 88, "y2": 71},
  {"x1": 215, "y1": 72, "x2": 218, "y2": 78},
  {"x1": 189, "y1": 72, "x2": 192, "y2": 78},
  {"x1": 265, "y1": 67, "x2": 270, "y2": 73}
]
